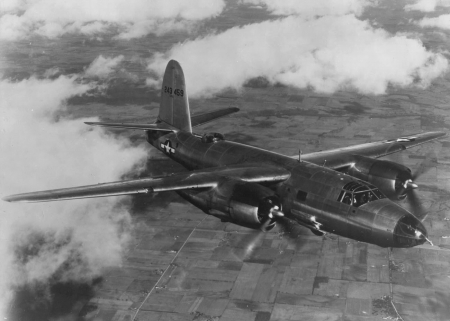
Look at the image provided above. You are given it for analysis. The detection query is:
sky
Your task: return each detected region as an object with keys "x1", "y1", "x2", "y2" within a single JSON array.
[{"x1": 0, "y1": 0, "x2": 450, "y2": 319}]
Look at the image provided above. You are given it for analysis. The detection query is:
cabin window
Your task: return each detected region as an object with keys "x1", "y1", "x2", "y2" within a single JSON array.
[{"x1": 296, "y1": 190, "x2": 308, "y2": 202}]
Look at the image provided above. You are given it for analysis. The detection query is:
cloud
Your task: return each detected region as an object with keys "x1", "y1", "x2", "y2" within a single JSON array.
[
  {"x1": 146, "y1": 77, "x2": 160, "y2": 88},
  {"x1": 241, "y1": 0, "x2": 369, "y2": 17},
  {"x1": 84, "y1": 55, "x2": 125, "y2": 78},
  {"x1": 115, "y1": 19, "x2": 200, "y2": 40},
  {"x1": 0, "y1": 0, "x2": 226, "y2": 40},
  {"x1": 147, "y1": 15, "x2": 448, "y2": 98},
  {"x1": 0, "y1": 76, "x2": 148, "y2": 317},
  {"x1": 0, "y1": 0, "x2": 24, "y2": 13},
  {"x1": 417, "y1": 13, "x2": 450, "y2": 29},
  {"x1": 0, "y1": 13, "x2": 28, "y2": 41},
  {"x1": 405, "y1": 0, "x2": 438, "y2": 12},
  {"x1": 405, "y1": 0, "x2": 450, "y2": 12}
]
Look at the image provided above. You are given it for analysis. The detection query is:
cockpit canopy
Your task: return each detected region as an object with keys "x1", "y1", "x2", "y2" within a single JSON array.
[
  {"x1": 201, "y1": 132, "x2": 225, "y2": 143},
  {"x1": 338, "y1": 181, "x2": 386, "y2": 207}
]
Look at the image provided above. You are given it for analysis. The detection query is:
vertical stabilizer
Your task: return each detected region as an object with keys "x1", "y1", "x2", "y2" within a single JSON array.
[{"x1": 158, "y1": 60, "x2": 192, "y2": 133}]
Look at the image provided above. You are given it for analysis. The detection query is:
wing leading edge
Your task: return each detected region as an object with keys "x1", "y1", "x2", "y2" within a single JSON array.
[
  {"x1": 3, "y1": 165, "x2": 290, "y2": 203},
  {"x1": 301, "y1": 131, "x2": 446, "y2": 169}
]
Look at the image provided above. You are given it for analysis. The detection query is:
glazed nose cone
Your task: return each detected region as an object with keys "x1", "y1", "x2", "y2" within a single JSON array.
[{"x1": 393, "y1": 214, "x2": 428, "y2": 247}]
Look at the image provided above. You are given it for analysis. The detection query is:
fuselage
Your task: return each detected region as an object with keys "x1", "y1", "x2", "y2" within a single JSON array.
[{"x1": 147, "y1": 130, "x2": 427, "y2": 248}]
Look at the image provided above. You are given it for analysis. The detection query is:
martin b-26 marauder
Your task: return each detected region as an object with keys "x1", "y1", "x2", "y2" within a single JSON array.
[{"x1": 4, "y1": 60, "x2": 446, "y2": 248}]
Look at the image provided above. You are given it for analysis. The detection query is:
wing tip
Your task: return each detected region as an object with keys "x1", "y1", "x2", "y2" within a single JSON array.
[
  {"x1": 2, "y1": 195, "x2": 22, "y2": 203},
  {"x1": 428, "y1": 131, "x2": 447, "y2": 140}
]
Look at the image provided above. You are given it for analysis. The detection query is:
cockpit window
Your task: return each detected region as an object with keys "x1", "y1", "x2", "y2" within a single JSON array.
[
  {"x1": 338, "y1": 181, "x2": 386, "y2": 208},
  {"x1": 372, "y1": 189, "x2": 384, "y2": 200},
  {"x1": 201, "y1": 132, "x2": 224, "y2": 143},
  {"x1": 339, "y1": 191, "x2": 352, "y2": 205}
]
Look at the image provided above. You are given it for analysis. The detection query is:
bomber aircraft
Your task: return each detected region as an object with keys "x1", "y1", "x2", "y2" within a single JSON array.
[{"x1": 4, "y1": 60, "x2": 446, "y2": 248}]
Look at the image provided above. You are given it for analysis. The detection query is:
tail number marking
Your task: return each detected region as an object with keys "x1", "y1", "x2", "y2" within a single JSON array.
[{"x1": 164, "y1": 86, "x2": 184, "y2": 97}]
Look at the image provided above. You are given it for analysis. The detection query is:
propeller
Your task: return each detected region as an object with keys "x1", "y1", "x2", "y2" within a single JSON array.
[
  {"x1": 230, "y1": 204, "x2": 288, "y2": 261},
  {"x1": 276, "y1": 216, "x2": 308, "y2": 239},
  {"x1": 259, "y1": 205, "x2": 284, "y2": 231},
  {"x1": 392, "y1": 149, "x2": 435, "y2": 197},
  {"x1": 402, "y1": 151, "x2": 437, "y2": 220},
  {"x1": 229, "y1": 206, "x2": 285, "y2": 262}
]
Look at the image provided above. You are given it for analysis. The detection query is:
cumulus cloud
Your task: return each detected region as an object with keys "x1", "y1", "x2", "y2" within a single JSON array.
[
  {"x1": 417, "y1": 13, "x2": 450, "y2": 29},
  {"x1": 147, "y1": 15, "x2": 448, "y2": 98},
  {"x1": 241, "y1": 0, "x2": 369, "y2": 17},
  {"x1": 0, "y1": 0, "x2": 24, "y2": 13},
  {"x1": 405, "y1": 0, "x2": 439, "y2": 12},
  {"x1": 84, "y1": 55, "x2": 125, "y2": 78},
  {"x1": 405, "y1": 0, "x2": 450, "y2": 12},
  {"x1": 0, "y1": 0, "x2": 226, "y2": 40},
  {"x1": 115, "y1": 19, "x2": 200, "y2": 40},
  {"x1": 0, "y1": 76, "x2": 148, "y2": 317}
]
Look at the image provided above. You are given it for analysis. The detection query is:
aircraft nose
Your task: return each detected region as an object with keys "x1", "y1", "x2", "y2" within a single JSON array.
[{"x1": 393, "y1": 214, "x2": 428, "y2": 247}]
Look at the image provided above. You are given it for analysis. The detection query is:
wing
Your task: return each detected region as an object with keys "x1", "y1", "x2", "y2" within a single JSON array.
[
  {"x1": 3, "y1": 165, "x2": 290, "y2": 203},
  {"x1": 301, "y1": 131, "x2": 446, "y2": 169}
]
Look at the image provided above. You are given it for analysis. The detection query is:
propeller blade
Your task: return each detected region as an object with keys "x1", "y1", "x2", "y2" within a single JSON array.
[
  {"x1": 233, "y1": 205, "x2": 285, "y2": 260},
  {"x1": 231, "y1": 230, "x2": 265, "y2": 261},
  {"x1": 404, "y1": 151, "x2": 437, "y2": 221},
  {"x1": 412, "y1": 151, "x2": 437, "y2": 181},
  {"x1": 276, "y1": 217, "x2": 307, "y2": 239},
  {"x1": 397, "y1": 184, "x2": 406, "y2": 198},
  {"x1": 260, "y1": 216, "x2": 273, "y2": 231},
  {"x1": 406, "y1": 189, "x2": 427, "y2": 221}
]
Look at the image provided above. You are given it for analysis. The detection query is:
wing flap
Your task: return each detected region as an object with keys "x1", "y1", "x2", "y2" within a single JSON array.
[
  {"x1": 3, "y1": 165, "x2": 290, "y2": 203},
  {"x1": 301, "y1": 131, "x2": 446, "y2": 169}
]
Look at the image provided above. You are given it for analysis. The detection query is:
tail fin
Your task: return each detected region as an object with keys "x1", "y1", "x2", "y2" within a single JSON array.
[
  {"x1": 85, "y1": 60, "x2": 239, "y2": 133},
  {"x1": 158, "y1": 60, "x2": 192, "y2": 133}
]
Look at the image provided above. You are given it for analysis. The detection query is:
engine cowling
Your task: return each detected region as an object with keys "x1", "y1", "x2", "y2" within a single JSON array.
[
  {"x1": 345, "y1": 155, "x2": 413, "y2": 200},
  {"x1": 178, "y1": 179, "x2": 282, "y2": 231}
]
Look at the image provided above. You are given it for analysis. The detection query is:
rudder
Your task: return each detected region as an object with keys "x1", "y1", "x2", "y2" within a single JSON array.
[{"x1": 158, "y1": 60, "x2": 192, "y2": 133}]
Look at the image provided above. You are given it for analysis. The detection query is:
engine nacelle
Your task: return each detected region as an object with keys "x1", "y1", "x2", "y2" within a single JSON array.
[
  {"x1": 178, "y1": 179, "x2": 281, "y2": 231},
  {"x1": 344, "y1": 155, "x2": 412, "y2": 200}
]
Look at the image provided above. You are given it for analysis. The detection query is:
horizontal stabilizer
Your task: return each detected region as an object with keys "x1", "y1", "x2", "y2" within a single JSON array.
[
  {"x1": 3, "y1": 165, "x2": 290, "y2": 203},
  {"x1": 84, "y1": 122, "x2": 175, "y2": 132},
  {"x1": 191, "y1": 107, "x2": 239, "y2": 127},
  {"x1": 86, "y1": 107, "x2": 239, "y2": 132}
]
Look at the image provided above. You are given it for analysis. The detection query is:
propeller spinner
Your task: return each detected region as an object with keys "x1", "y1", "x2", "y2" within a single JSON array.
[{"x1": 260, "y1": 205, "x2": 284, "y2": 231}]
